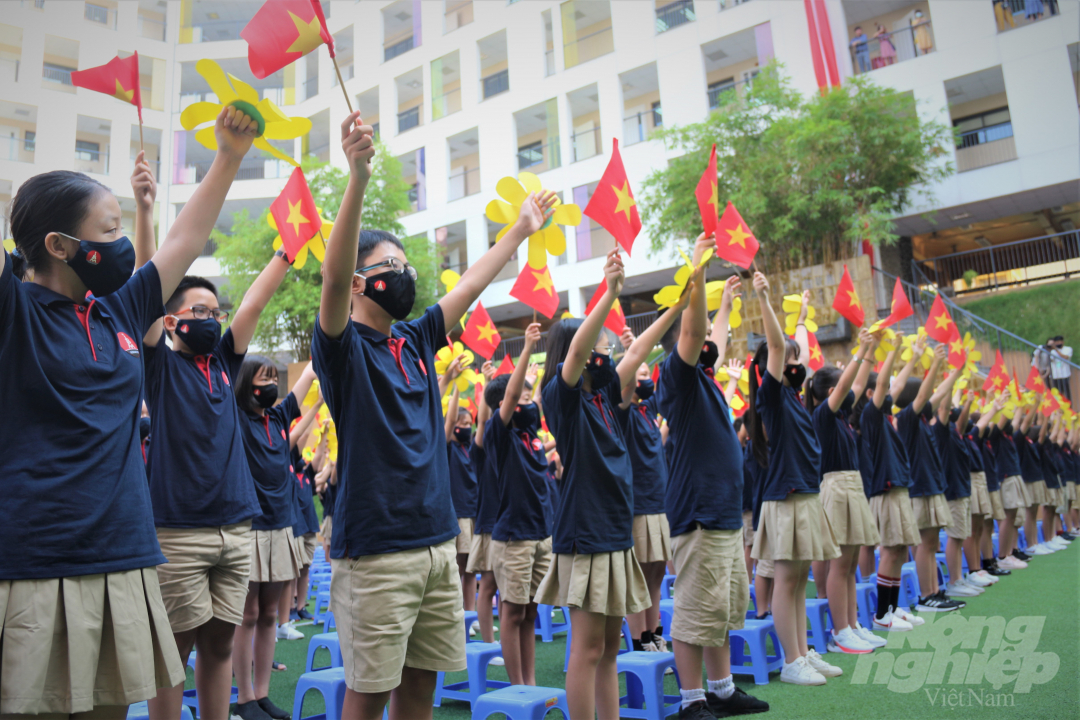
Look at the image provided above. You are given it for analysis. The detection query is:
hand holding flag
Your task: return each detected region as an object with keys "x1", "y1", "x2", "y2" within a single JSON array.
[{"x1": 585, "y1": 279, "x2": 627, "y2": 334}]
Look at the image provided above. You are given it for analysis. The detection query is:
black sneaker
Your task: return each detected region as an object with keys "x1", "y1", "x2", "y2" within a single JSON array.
[
  {"x1": 257, "y1": 697, "x2": 291, "y2": 720},
  {"x1": 679, "y1": 700, "x2": 717, "y2": 720},
  {"x1": 234, "y1": 701, "x2": 273, "y2": 720},
  {"x1": 936, "y1": 590, "x2": 965, "y2": 609},
  {"x1": 707, "y1": 687, "x2": 769, "y2": 716},
  {"x1": 297, "y1": 607, "x2": 314, "y2": 621},
  {"x1": 916, "y1": 592, "x2": 961, "y2": 612},
  {"x1": 986, "y1": 562, "x2": 1011, "y2": 576},
  {"x1": 1012, "y1": 549, "x2": 1032, "y2": 562},
  {"x1": 1056, "y1": 532, "x2": 1074, "y2": 542},
  {"x1": 753, "y1": 611, "x2": 771, "y2": 620}
]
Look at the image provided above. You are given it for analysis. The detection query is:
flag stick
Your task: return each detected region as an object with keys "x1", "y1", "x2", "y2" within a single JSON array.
[
  {"x1": 533, "y1": 310, "x2": 537, "y2": 324},
  {"x1": 138, "y1": 119, "x2": 144, "y2": 153},
  {"x1": 331, "y1": 55, "x2": 354, "y2": 114},
  {"x1": 317, "y1": 226, "x2": 327, "y2": 254}
]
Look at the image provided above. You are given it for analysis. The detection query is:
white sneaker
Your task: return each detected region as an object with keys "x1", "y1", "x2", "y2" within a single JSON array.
[
  {"x1": 894, "y1": 607, "x2": 925, "y2": 626},
  {"x1": 998, "y1": 555, "x2": 1027, "y2": 570},
  {"x1": 945, "y1": 581, "x2": 980, "y2": 597},
  {"x1": 854, "y1": 623, "x2": 887, "y2": 648},
  {"x1": 654, "y1": 635, "x2": 668, "y2": 653},
  {"x1": 965, "y1": 571, "x2": 994, "y2": 588},
  {"x1": 1027, "y1": 544, "x2": 1052, "y2": 555},
  {"x1": 780, "y1": 656, "x2": 827, "y2": 686},
  {"x1": 489, "y1": 656, "x2": 505, "y2": 666},
  {"x1": 830, "y1": 627, "x2": 874, "y2": 653},
  {"x1": 276, "y1": 623, "x2": 304, "y2": 640},
  {"x1": 469, "y1": 620, "x2": 479, "y2": 637},
  {"x1": 972, "y1": 569, "x2": 1000, "y2": 584},
  {"x1": 805, "y1": 649, "x2": 843, "y2": 677},
  {"x1": 1046, "y1": 537, "x2": 1069, "y2": 550},
  {"x1": 872, "y1": 607, "x2": 914, "y2": 632}
]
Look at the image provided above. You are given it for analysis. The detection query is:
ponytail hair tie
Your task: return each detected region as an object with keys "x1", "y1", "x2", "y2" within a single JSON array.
[{"x1": 754, "y1": 362, "x2": 763, "y2": 386}]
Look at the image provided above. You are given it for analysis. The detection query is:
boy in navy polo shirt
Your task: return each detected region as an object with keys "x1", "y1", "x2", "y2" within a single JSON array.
[
  {"x1": 444, "y1": 379, "x2": 478, "y2": 613},
  {"x1": 312, "y1": 110, "x2": 556, "y2": 719},
  {"x1": 657, "y1": 233, "x2": 767, "y2": 719}
]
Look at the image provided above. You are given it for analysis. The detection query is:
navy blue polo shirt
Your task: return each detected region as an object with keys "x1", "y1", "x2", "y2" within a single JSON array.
[
  {"x1": 473, "y1": 444, "x2": 500, "y2": 534},
  {"x1": 311, "y1": 305, "x2": 458, "y2": 558},
  {"x1": 1040, "y1": 442, "x2": 1062, "y2": 490},
  {"x1": 742, "y1": 441, "x2": 756, "y2": 513},
  {"x1": 614, "y1": 398, "x2": 667, "y2": 516},
  {"x1": 292, "y1": 460, "x2": 321, "y2": 536},
  {"x1": 1062, "y1": 446, "x2": 1079, "y2": 487},
  {"x1": 0, "y1": 256, "x2": 166, "y2": 579},
  {"x1": 541, "y1": 366, "x2": 633, "y2": 555},
  {"x1": 144, "y1": 327, "x2": 260, "y2": 528},
  {"x1": 857, "y1": 435, "x2": 873, "y2": 498},
  {"x1": 896, "y1": 406, "x2": 947, "y2": 498},
  {"x1": 964, "y1": 431, "x2": 985, "y2": 473},
  {"x1": 487, "y1": 413, "x2": 551, "y2": 542},
  {"x1": 239, "y1": 392, "x2": 300, "y2": 531},
  {"x1": 858, "y1": 397, "x2": 913, "y2": 498},
  {"x1": 755, "y1": 370, "x2": 822, "y2": 499},
  {"x1": 979, "y1": 431, "x2": 1001, "y2": 492},
  {"x1": 991, "y1": 430, "x2": 1022, "y2": 480},
  {"x1": 1015, "y1": 434, "x2": 1043, "y2": 483},
  {"x1": 937, "y1": 421, "x2": 972, "y2": 501},
  {"x1": 657, "y1": 351, "x2": 744, "y2": 536},
  {"x1": 812, "y1": 402, "x2": 860, "y2": 477},
  {"x1": 546, "y1": 463, "x2": 562, "y2": 515},
  {"x1": 745, "y1": 439, "x2": 768, "y2": 529},
  {"x1": 321, "y1": 480, "x2": 336, "y2": 519},
  {"x1": 448, "y1": 439, "x2": 478, "y2": 519}
]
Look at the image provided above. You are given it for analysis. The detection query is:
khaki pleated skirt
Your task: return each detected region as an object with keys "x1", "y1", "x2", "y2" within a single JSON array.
[
  {"x1": 870, "y1": 487, "x2": 921, "y2": 547},
  {"x1": 535, "y1": 548, "x2": 650, "y2": 617},
  {"x1": 752, "y1": 492, "x2": 840, "y2": 562},
  {"x1": 988, "y1": 489, "x2": 1006, "y2": 521},
  {"x1": 250, "y1": 528, "x2": 301, "y2": 583},
  {"x1": 0, "y1": 567, "x2": 185, "y2": 715},
  {"x1": 1044, "y1": 485, "x2": 1062, "y2": 507},
  {"x1": 632, "y1": 513, "x2": 672, "y2": 563},
  {"x1": 1020, "y1": 479, "x2": 1047, "y2": 507},
  {"x1": 911, "y1": 492, "x2": 951, "y2": 530},
  {"x1": 1001, "y1": 475, "x2": 1026, "y2": 510},
  {"x1": 465, "y1": 531, "x2": 494, "y2": 574},
  {"x1": 1066, "y1": 482, "x2": 1076, "y2": 502},
  {"x1": 969, "y1": 473, "x2": 993, "y2": 516},
  {"x1": 820, "y1": 470, "x2": 880, "y2": 546},
  {"x1": 455, "y1": 517, "x2": 475, "y2": 555}
]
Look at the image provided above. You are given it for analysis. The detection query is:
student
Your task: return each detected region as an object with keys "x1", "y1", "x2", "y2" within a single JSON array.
[
  {"x1": 979, "y1": 416, "x2": 1016, "y2": 571},
  {"x1": 232, "y1": 359, "x2": 317, "y2": 719},
  {"x1": 0, "y1": 106, "x2": 256, "y2": 717},
  {"x1": 963, "y1": 402, "x2": 1009, "y2": 583},
  {"x1": 736, "y1": 418, "x2": 756, "y2": 581},
  {"x1": 745, "y1": 434, "x2": 774, "y2": 621},
  {"x1": 316, "y1": 448, "x2": 337, "y2": 564},
  {"x1": 806, "y1": 328, "x2": 884, "y2": 651},
  {"x1": 313, "y1": 111, "x2": 556, "y2": 720},
  {"x1": 747, "y1": 270, "x2": 841, "y2": 687},
  {"x1": 1014, "y1": 403, "x2": 1050, "y2": 555},
  {"x1": 1037, "y1": 416, "x2": 1070, "y2": 551},
  {"x1": 992, "y1": 412, "x2": 1031, "y2": 566},
  {"x1": 470, "y1": 365, "x2": 502, "y2": 648},
  {"x1": 444, "y1": 378, "x2": 479, "y2": 615},
  {"x1": 287, "y1": 415, "x2": 325, "y2": 626},
  {"x1": 535, "y1": 248, "x2": 653, "y2": 720}
]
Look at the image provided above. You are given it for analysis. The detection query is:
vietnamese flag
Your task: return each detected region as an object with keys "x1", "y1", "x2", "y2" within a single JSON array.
[
  {"x1": 71, "y1": 53, "x2": 143, "y2": 122},
  {"x1": 879, "y1": 277, "x2": 914, "y2": 329},
  {"x1": 270, "y1": 167, "x2": 322, "y2": 263},
  {"x1": 460, "y1": 302, "x2": 501, "y2": 360},
  {"x1": 494, "y1": 354, "x2": 515, "y2": 377},
  {"x1": 651, "y1": 363, "x2": 660, "y2": 386},
  {"x1": 806, "y1": 330, "x2": 825, "y2": 371},
  {"x1": 242, "y1": 0, "x2": 334, "y2": 79},
  {"x1": 584, "y1": 281, "x2": 626, "y2": 335},
  {"x1": 510, "y1": 263, "x2": 559, "y2": 319},
  {"x1": 694, "y1": 144, "x2": 719, "y2": 236},
  {"x1": 947, "y1": 329, "x2": 965, "y2": 369},
  {"x1": 1024, "y1": 365, "x2": 1047, "y2": 394},
  {"x1": 925, "y1": 294, "x2": 957, "y2": 344},
  {"x1": 583, "y1": 139, "x2": 641, "y2": 255},
  {"x1": 1041, "y1": 392, "x2": 1060, "y2": 417},
  {"x1": 831, "y1": 265, "x2": 864, "y2": 328},
  {"x1": 1010, "y1": 370, "x2": 1023, "y2": 402},
  {"x1": 714, "y1": 202, "x2": 760, "y2": 270},
  {"x1": 983, "y1": 349, "x2": 1009, "y2": 392}
]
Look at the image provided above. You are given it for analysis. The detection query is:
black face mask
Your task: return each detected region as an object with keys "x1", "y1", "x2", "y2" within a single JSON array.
[
  {"x1": 840, "y1": 390, "x2": 855, "y2": 413},
  {"x1": 783, "y1": 363, "x2": 807, "y2": 389},
  {"x1": 636, "y1": 379, "x2": 655, "y2": 401},
  {"x1": 174, "y1": 317, "x2": 221, "y2": 355},
  {"x1": 253, "y1": 383, "x2": 279, "y2": 409},
  {"x1": 453, "y1": 426, "x2": 472, "y2": 445},
  {"x1": 513, "y1": 403, "x2": 541, "y2": 432},
  {"x1": 699, "y1": 340, "x2": 720, "y2": 371},
  {"x1": 363, "y1": 269, "x2": 416, "y2": 321},
  {"x1": 139, "y1": 417, "x2": 151, "y2": 441},
  {"x1": 62, "y1": 233, "x2": 136, "y2": 297},
  {"x1": 587, "y1": 351, "x2": 617, "y2": 390}
]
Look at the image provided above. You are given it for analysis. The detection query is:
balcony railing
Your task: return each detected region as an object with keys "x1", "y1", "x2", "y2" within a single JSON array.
[
  {"x1": 849, "y1": 22, "x2": 934, "y2": 76},
  {"x1": 718, "y1": 0, "x2": 752, "y2": 9},
  {"x1": 398, "y1": 105, "x2": 420, "y2": 133},
  {"x1": 75, "y1": 149, "x2": 109, "y2": 175},
  {"x1": 138, "y1": 15, "x2": 166, "y2": 41},
  {"x1": 955, "y1": 134, "x2": 1016, "y2": 172},
  {"x1": 707, "y1": 77, "x2": 750, "y2": 110},
  {"x1": 564, "y1": 26, "x2": 614, "y2": 69},
  {"x1": 2, "y1": 136, "x2": 35, "y2": 162},
  {"x1": 571, "y1": 126, "x2": 601, "y2": 162},
  {"x1": 517, "y1": 138, "x2": 560, "y2": 173},
  {"x1": 448, "y1": 167, "x2": 480, "y2": 201},
  {"x1": 432, "y1": 87, "x2": 461, "y2": 120},
  {"x1": 995, "y1": 0, "x2": 1060, "y2": 33},
  {"x1": 84, "y1": 3, "x2": 117, "y2": 28},
  {"x1": 384, "y1": 36, "x2": 414, "y2": 62},
  {"x1": 0, "y1": 58, "x2": 19, "y2": 83},
  {"x1": 482, "y1": 69, "x2": 509, "y2": 99},
  {"x1": 42, "y1": 65, "x2": 74, "y2": 86},
  {"x1": 957, "y1": 120, "x2": 1013, "y2": 149},
  {"x1": 623, "y1": 108, "x2": 661, "y2": 146},
  {"x1": 175, "y1": 157, "x2": 291, "y2": 184},
  {"x1": 656, "y1": 0, "x2": 694, "y2": 33},
  {"x1": 914, "y1": 229, "x2": 1080, "y2": 296}
]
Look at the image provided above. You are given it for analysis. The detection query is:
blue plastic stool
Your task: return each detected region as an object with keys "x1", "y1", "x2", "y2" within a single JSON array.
[
  {"x1": 183, "y1": 652, "x2": 237, "y2": 717},
  {"x1": 1037, "y1": 520, "x2": 1045, "y2": 544},
  {"x1": 804, "y1": 598, "x2": 832, "y2": 654},
  {"x1": 471, "y1": 685, "x2": 570, "y2": 720},
  {"x1": 934, "y1": 552, "x2": 949, "y2": 585},
  {"x1": 314, "y1": 589, "x2": 332, "y2": 624},
  {"x1": 660, "y1": 574, "x2": 676, "y2": 600},
  {"x1": 854, "y1": 583, "x2": 877, "y2": 629},
  {"x1": 658, "y1": 599, "x2": 673, "y2": 643},
  {"x1": 899, "y1": 562, "x2": 921, "y2": 606},
  {"x1": 729, "y1": 618, "x2": 784, "y2": 685},
  {"x1": 434, "y1": 642, "x2": 509, "y2": 709},
  {"x1": 564, "y1": 617, "x2": 632, "y2": 671},
  {"x1": 464, "y1": 610, "x2": 479, "y2": 642},
  {"x1": 616, "y1": 651, "x2": 681, "y2": 718},
  {"x1": 938, "y1": 529, "x2": 947, "y2": 553},
  {"x1": 534, "y1": 605, "x2": 569, "y2": 642},
  {"x1": 323, "y1": 611, "x2": 336, "y2": 634},
  {"x1": 128, "y1": 702, "x2": 193, "y2": 720},
  {"x1": 305, "y1": 632, "x2": 342, "y2": 673},
  {"x1": 293, "y1": 667, "x2": 347, "y2": 720},
  {"x1": 992, "y1": 532, "x2": 999, "y2": 558}
]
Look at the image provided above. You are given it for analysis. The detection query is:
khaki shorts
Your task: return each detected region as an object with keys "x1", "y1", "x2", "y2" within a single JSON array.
[
  {"x1": 988, "y1": 489, "x2": 1006, "y2": 521},
  {"x1": 755, "y1": 557, "x2": 775, "y2": 579},
  {"x1": 911, "y1": 493, "x2": 950, "y2": 530},
  {"x1": 491, "y1": 537, "x2": 552, "y2": 605},
  {"x1": 321, "y1": 515, "x2": 333, "y2": 542},
  {"x1": 455, "y1": 518, "x2": 474, "y2": 555},
  {"x1": 632, "y1": 513, "x2": 672, "y2": 563},
  {"x1": 535, "y1": 548, "x2": 649, "y2": 617},
  {"x1": 250, "y1": 528, "x2": 300, "y2": 583},
  {"x1": 296, "y1": 533, "x2": 318, "y2": 567},
  {"x1": 330, "y1": 540, "x2": 466, "y2": 694},
  {"x1": 742, "y1": 511, "x2": 754, "y2": 547},
  {"x1": 870, "y1": 487, "x2": 920, "y2": 548},
  {"x1": 1001, "y1": 475, "x2": 1026, "y2": 510},
  {"x1": 752, "y1": 493, "x2": 840, "y2": 562},
  {"x1": 465, "y1": 532, "x2": 494, "y2": 574},
  {"x1": 670, "y1": 528, "x2": 749, "y2": 647},
  {"x1": 820, "y1": 470, "x2": 880, "y2": 546},
  {"x1": 945, "y1": 497, "x2": 972, "y2": 539},
  {"x1": 155, "y1": 522, "x2": 252, "y2": 632}
]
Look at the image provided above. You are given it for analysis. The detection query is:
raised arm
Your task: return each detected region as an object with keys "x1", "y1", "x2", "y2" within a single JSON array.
[
  {"x1": 829, "y1": 328, "x2": 873, "y2": 413},
  {"x1": 852, "y1": 330, "x2": 884, "y2": 400},
  {"x1": 931, "y1": 364, "x2": 963, "y2": 418},
  {"x1": 562, "y1": 250, "x2": 623, "y2": 388},
  {"x1": 1019, "y1": 399, "x2": 1039, "y2": 433},
  {"x1": 501, "y1": 323, "x2": 540, "y2": 425},
  {"x1": 229, "y1": 253, "x2": 291, "y2": 354},
  {"x1": 131, "y1": 153, "x2": 165, "y2": 346},
  {"x1": 723, "y1": 359, "x2": 743, "y2": 402},
  {"x1": 290, "y1": 398, "x2": 323, "y2": 450},
  {"x1": 873, "y1": 346, "x2": 898, "y2": 409},
  {"x1": 618, "y1": 301, "x2": 687, "y2": 394},
  {"x1": 956, "y1": 391, "x2": 973, "y2": 431},
  {"x1": 290, "y1": 362, "x2": 318, "y2": 411},
  {"x1": 792, "y1": 290, "x2": 812, "y2": 373},
  {"x1": 910, "y1": 344, "x2": 945, "y2": 415},
  {"x1": 755, "y1": 271, "x2": 785, "y2": 380},
  {"x1": 474, "y1": 378, "x2": 492, "y2": 449},
  {"x1": 439, "y1": 355, "x2": 463, "y2": 399},
  {"x1": 676, "y1": 233, "x2": 715, "y2": 367},
  {"x1": 890, "y1": 334, "x2": 925, "y2": 398},
  {"x1": 710, "y1": 274, "x2": 742, "y2": 368}
]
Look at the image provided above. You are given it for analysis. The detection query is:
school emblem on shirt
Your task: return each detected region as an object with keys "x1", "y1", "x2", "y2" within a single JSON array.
[
  {"x1": 373, "y1": 279, "x2": 386, "y2": 292},
  {"x1": 117, "y1": 332, "x2": 140, "y2": 357},
  {"x1": 87, "y1": 250, "x2": 101, "y2": 265},
  {"x1": 532, "y1": 437, "x2": 543, "y2": 452}
]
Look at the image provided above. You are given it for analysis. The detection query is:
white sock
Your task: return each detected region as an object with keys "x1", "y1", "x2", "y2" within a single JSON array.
[
  {"x1": 680, "y1": 688, "x2": 705, "y2": 709},
  {"x1": 707, "y1": 676, "x2": 735, "y2": 699}
]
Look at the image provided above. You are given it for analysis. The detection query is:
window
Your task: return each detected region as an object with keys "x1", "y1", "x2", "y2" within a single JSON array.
[
  {"x1": 24, "y1": 130, "x2": 35, "y2": 152},
  {"x1": 399, "y1": 106, "x2": 420, "y2": 131},
  {"x1": 954, "y1": 108, "x2": 1012, "y2": 148},
  {"x1": 444, "y1": 0, "x2": 472, "y2": 33},
  {"x1": 560, "y1": 1, "x2": 613, "y2": 70},
  {"x1": 396, "y1": 67, "x2": 423, "y2": 134},
  {"x1": 85, "y1": 3, "x2": 109, "y2": 24},
  {"x1": 431, "y1": 51, "x2": 461, "y2": 120},
  {"x1": 75, "y1": 140, "x2": 100, "y2": 161},
  {"x1": 383, "y1": 0, "x2": 419, "y2": 61},
  {"x1": 655, "y1": 0, "x2": 694, "y2": 33},
  {"x1": 42, "y1": 62, "x2": 74, "y2": 85},
  {"x1": 479, "y1": 31, "x2": 509, "y2": 99},
  {"x1": 707, "y1": 78, "x2": 735, "y2": 109},
  {"x1": 518, "y1": 141, "x2": 543, "y2": 170}
]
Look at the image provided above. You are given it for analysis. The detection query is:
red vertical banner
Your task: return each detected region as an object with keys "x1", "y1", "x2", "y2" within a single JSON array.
[
  {"x1": 803, "y1": 0, "x2": 828, "y2": 92},
  {"x1": 813, "y1": 0, "x2": 842, "y2": 87}
]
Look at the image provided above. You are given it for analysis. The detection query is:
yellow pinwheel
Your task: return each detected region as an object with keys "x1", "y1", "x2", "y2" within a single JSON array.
[
  {"x1": 303, "y1": 414, "x2": 338, "y2": 463},
  {"x1": 901, "y1": 327, "x2": 934, "y2": 370},
  {"x1": 180, "y1": 59, "x2": 312, "y2": 167},
  {"x1": 269, "y1": 207, "x2": 331, "y2": 270},
  {"x1": 783, "y1": 294, "x2": 818, "y2": 335},
  {"x1": 654, "y1": 248, "x2": 715, "y2": 309},
  {"x1": 957, "y1": 332, "x2": 982, "y2": 378},
  {"x1": 704, "y1": 280, "x2": 739, "y2": 320},
  {"x1": 435, "y1": 342, "x2": 479, "y2": 393},
  {"x1": 442, "y1": 394, "x2": 477, "y2": 418},
  {"x1": 440, "y1": 270, "x2": 461, "y2": 293},
  {"x1": 728, "y1": 296, "x2": 743, "y2": 328},
  {"x1": 485, "y1": 172, "x2": 582, "y2": 269}
]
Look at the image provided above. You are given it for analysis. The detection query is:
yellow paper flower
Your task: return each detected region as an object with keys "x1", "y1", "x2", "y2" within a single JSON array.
[
  {"x1": 435, "y1": 342, "x2": 478, "y2": 392},
  {"x1": 958, "y1": 332, "x2": 982, "y2": 378},
  {"x1": 269, "y1": 207, "x2": 331, "y2": 270},
  {"x1": 303, "y1": 379, "x2": 321, "y2": 409},
  {"x1": 901, "y1": 327, "x2": 934, "y2": 369},
  {"x1": 440, "y1": 270, "x2": 461, "y2": 292},
  {"x1": 716, "y1": 365, "x2": 750, "y2": 395},
  {"x1": 442, "y1": 394, "x2": 477, "y2": 417},
  {"x1": 730, "y1": 393, "x2": 746, "y2": 413},
  {"x1": 485, "y1": 172, "x2": 582, "y2": 269},
  {"x1": 729, "y1": 296, "x2": 743, "y2": 328},
  {"x1": 180, "y1": 59, "x2": 312, "y2": 166},
  {"x1": 303, "y1": 415, "x2": 338, "y2": 463},
  {"x1": 654, "y1": 249, "x2": 715, "y2": 309},
  {"x1": 782, "y1": 294, "x2": 818, "y2": 335},
  {"x1": 561, "y1": 310, "x2": 575, "y2": 319},
  {"x1": 704, "y1": 281, "x2": 739, "y2": 319}
]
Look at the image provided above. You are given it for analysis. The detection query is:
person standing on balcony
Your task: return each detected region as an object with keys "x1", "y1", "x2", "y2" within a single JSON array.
[
  {"x1": 850, "y1": 27, "x2": 871, "y2": 74},
  {"x1": 1025, "y1": 0, "x2": 1045, "y2": 20},
  {"x1": 911, "y1": 10, "x2": 933, "y2": 55},
  {"x1": 1049, "y1": 336, "x2": 1073, "y2": 402},
  {"x1": 876, "y1": 24, "x2": 896, "y2": 66}
]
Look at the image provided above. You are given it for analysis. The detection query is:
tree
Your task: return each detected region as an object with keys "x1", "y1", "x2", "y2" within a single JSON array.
[
  {"x1": 212, "y1": 142, "x2": 439, "y2": 361},
  {"x1": 638, "y1": 64, "x2": 954, "y2": 274}
]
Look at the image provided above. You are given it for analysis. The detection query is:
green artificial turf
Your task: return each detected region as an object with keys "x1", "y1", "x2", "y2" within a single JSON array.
[{"x1": 190, "y1": 544, "x2": 1078, "y2": 719}]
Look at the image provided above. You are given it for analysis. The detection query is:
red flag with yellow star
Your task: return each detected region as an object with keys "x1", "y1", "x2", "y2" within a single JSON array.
[
  {"x1": 831, "y1": 265, "x2": 864, "y2": 328},
  {"x1": 71, "y1": 53, "x2": 143, "y2": 122},
  {"x1": 983, "y1": 349, "x2": 1009, "y2": 392},
  {"x1": 460, "y1": 302, "x2": 501, "y2": 360},
  {"x1": 695, "y1": 144, "x2": 719, "y2": 236},
  {"x1": 1025, "y1": 365, "x2": 1047, "y2": 394},
  {"x1": 806, "y1": 330, "x2": 825, "y2": 371},
  {"x1": 714, "y1": 202, "x2": 760, "y2": 269},
  {"x1": 583, "y1": 139, "x2": 641, "y2": 255},
  {"x1": 242, "y1": 0, "x2": 334, "y2": 79},
  {"x1": 584, "y1": 281, "x2": 626, "y2": 335},
  {"x1": 510, "y1": 264, "x2": 559, "y2": 318},
  {"x1": 494, "y1": 354, "x2": 515, "y2": 377},
  {"x1": 1041, "y1": 391, "x2": 1060, "y2": 417},
  {"x1": 947, "y1": 330, "x2": 965, "y2": 369},
  {"x1": 879, "y1": 277, "x2": 914, "y2": 329},
  {"x1": 270, "y1": 167, "x2": 322, "y2": 263},
  {"x1": 925, "y1": 294, "x2": 957, "y2": 344}
]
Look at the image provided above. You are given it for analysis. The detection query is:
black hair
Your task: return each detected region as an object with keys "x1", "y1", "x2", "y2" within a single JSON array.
[
  {"x1": 660, "y1": 313, "x2": 681, "y2": 355},
  {"x1": 484, "y1": 373, "x2": 533, "y2": 408},
  {"x1": 165, "y1": 276, "x2": 219, "y2": 314},
  {"x1": 893, "y1": 377, "x2": 922, "y2": 409},
  {"x1": 456, "y1": 407, "x2": 472, "y2": 424},
  {"x1": 850, "y1": 371, "x2": 879, "y2": 434},
  {"x1": 9, "y1": 248, "x2": 28, "y2": 281},
  {"x1": 541, "y1": 318, "x2": 583, "y2": 393},
  {"x1": 9, "y1": 170, "x2": 111, "y2": 271},
  {"x1": 746, "y1": 336, "x2": 801, "y2": 467},
  {"x1": 733, "y1": 417, "x2": 744, "y2": 433},
  {"x1": 356, "y1": 229, "x2": 405, "y2": 268},
  {"x1": 235, "y1": 355, "x2": 279, "y2": 415},
  {"x1": 805, "y1": 365, "x2": 842, "y2": 414}
]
